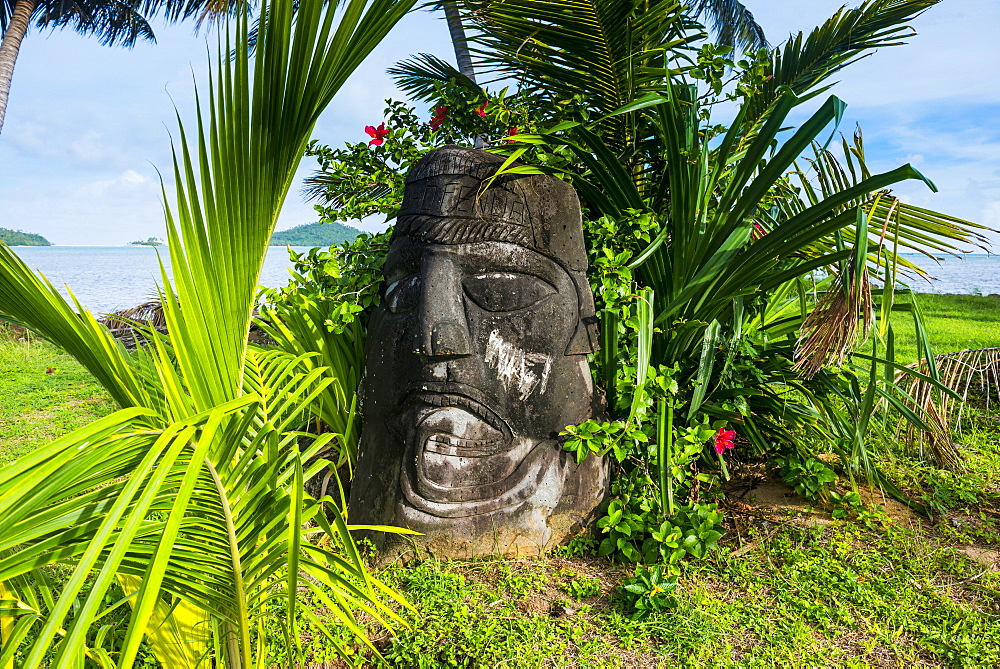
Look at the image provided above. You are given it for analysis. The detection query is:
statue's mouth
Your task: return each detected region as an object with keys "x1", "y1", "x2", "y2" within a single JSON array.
[
  {"x1": 416, "y1": 407, "x2": 504, "y2": 457},
  {"x1": 399, "y1": 386, "x2": 512, "y2": 458},
  {"x1": 395, "y1": 385, "x2": 556, "y2": 512}
]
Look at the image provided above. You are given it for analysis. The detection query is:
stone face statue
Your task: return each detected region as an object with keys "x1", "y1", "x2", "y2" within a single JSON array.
[{"x1": 349, "y1": 145, "x2": 608, "y2": 558}]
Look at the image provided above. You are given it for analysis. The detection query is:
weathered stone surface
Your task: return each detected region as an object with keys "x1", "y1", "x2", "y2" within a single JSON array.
[{"x1": 349, "y1": 145, "x2": 608, "y2": 559}]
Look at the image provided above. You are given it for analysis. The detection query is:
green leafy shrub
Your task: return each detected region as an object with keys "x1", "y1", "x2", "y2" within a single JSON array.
[
  {"x1": 557, "y1": 575, "x2": 602, "y2": 600},
  {"x1": 549, "y1": 535, "x2": 598, "y2": 558},
  {"x1": 774, "y1": 455, "x2": 838, "y2": 503},
  {"x1": 618, "y1": 566, "x2": 679, "y2": 619},
  {"x1": 829, "y1": 490, "x2": 863, "y2": 519},
  {"x1": 669, "y1": 502, "x2": 726, "y2": 559}
]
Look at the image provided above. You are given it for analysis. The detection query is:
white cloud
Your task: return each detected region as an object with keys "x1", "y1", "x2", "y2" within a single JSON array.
[
  {"x1": 75, "y1": 169, "x2": 151, "y2": 198},
  {"x1": 982, "y1": 201, "x2": 1000, "y2": 229},
  {"x1": 745, "y1": 0, "x2": 1000, "y2": 117},
  {"x1": 0, "y1": 11, "x2": 451, "y2": 244},
  {"x1": 1, "y1": 1, "x2": 995, "y2": 251}
]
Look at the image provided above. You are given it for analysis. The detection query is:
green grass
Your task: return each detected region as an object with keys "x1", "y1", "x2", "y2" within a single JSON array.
[
  {"x1": 891, "y1": 293, "x2": 1000, "y2": 364},
  {"x1": 293, "y1": 514, "x2": 999, "y2": 667},
  {"x1": 3, "y1": 305, "x2": 1000, "y2": 667},
  {"x1": 0, "y1": 331, "x2": 113, "y2": 465}
]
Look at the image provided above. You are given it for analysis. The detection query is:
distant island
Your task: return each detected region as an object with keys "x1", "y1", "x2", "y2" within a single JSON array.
[
  {"x1": 270, "y1": 222, "x2": 361, "y2": 246},
  {"x1": 129, "y1": 237, "x2": 165, "y2": 247},
  {"x1": 0, "y1": 227, "x2": 52, "y2": 246}
]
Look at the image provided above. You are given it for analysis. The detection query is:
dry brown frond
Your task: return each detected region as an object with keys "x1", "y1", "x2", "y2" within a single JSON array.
[
  {"x1": 99, "y1": 299, "x2": 168, "y2": 350},
  {"x1": 896, "y1": 347, "x2": 1000, "y2": 469},
  {"x1": 794, "y1": 259, "x2": 873, "y2": 379},
  {"x1": 101, "y1": 300, "x2": 167, "y2": 330}
]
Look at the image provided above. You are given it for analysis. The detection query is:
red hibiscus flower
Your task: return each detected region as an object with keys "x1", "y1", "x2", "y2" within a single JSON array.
[
  {"x1": 429, "y1": 106, "x2": 448, "y2": 130},
  {"x1": 714, "y1": 427, "x2": 737, "y2": 454},
  {"x1": 475, "y1": 100, "x2": 488, "y2": 118},
  {"x1": 365, "y1": 122, "x2": 388, "y2": 146},
  {"x1": 505, "y1": 126, "x2": 519, "y2": 144}
]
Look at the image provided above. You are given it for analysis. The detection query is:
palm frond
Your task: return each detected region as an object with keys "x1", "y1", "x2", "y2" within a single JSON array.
[
  {"x1": 0, "y1": 0, "x2": 417, "y2": 662},
  {"x1": 159, "y1": 0, "x2": 414, "y2": 415},
  {"x1": 781, "y1": 129, "x2": 992, "y2": 268},
  {"x1": 742, "y1": 0, "x2": 940, "y2": 126},
  {"x1": 302, "y1": 167, "x2": 396, "y2": 207},
  {"x1": 794, "y1": 254, "x2": 874, "y2": 378},
  {"x1": 256, "y1": 297, "x2": 365, "y2": 463},
  {"x1": 0, "y1": 242, "x2": 152, "y2": 409},
  {"x1": 388, "y1": 51, "x2": 481, "y2": 102},
  {"x1": 26, "y1": 0, "x2": 239, "y2": 47},
  {"x1": 897, "y1": 346, "x2": 1000, "y2": 468},
  {"x1": 689, "y1": 0, "x2": 766, "y2": 52},
  {"x1": 465, "y1": 0, "x2": 702, "y2": 146}
]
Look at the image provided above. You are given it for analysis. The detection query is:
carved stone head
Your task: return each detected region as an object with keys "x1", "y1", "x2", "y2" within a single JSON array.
[{"x1": 348, "y1": 146, "x2": 608, "y2": 558}]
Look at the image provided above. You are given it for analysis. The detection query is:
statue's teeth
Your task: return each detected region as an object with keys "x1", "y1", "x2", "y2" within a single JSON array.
[{"x1": 424, "y1": 433, "x2": 504, "y2": 456}]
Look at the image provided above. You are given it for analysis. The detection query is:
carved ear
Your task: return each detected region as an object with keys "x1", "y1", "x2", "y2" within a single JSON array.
[{"x1": 565, "y1": 316, "x2": 600, "y2": 355}]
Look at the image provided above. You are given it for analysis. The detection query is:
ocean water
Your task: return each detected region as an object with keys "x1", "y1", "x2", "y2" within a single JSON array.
[
  {"x1": 9, "y1": 246, "x2": 312, "y2": 315},
  {"x1": 3, "y1": 248, "x2": 998, "y2": 315},
  {"x1": 898, "y1": 253, "x2": 1000, "y2": 296}
]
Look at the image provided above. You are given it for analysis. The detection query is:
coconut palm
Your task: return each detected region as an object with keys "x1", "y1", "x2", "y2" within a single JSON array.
[
  {"x1": 437, "y1": 0, "x2": 475, "y2": 81},
  {"x1": 690, "y1": 0, "x2": 766, "y2": 52},
  {"x1": 427, "y1": 0, "x2": 765, "y2": 88},
  {"x1": 0, "y1": 0, "x2": 417, "y2": 663},
  {"x1": 441, "y1": 0, "x2": 985, "y2": 509},
  {"x1": 0, "y1": 0, "x2": 232, "y2": 135}
]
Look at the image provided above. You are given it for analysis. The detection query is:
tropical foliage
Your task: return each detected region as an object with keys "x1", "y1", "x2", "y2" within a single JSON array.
[
  {"x1": 303, "y1": 0, "x2": 989, "y2": 565},
  {"x1": 0, "y1": 0, "x2": 237, "y2": 134},
  {"x1": 0, "y1": 0, "x2": 417, "y2": 664},
  {"x1": 0, "y1": 0, "x2": 992, "y2": 663},
  {"x1": 0, "y1": 227, "x2": 49, "y2": 246},
  {"x1": 466, "y1": 0, "x2": 987, "y2": 555}
]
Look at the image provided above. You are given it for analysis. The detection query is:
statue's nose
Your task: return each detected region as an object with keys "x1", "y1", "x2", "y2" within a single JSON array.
[{"x1": 417, "y1": 253, "x2": 472, "y2": 358}]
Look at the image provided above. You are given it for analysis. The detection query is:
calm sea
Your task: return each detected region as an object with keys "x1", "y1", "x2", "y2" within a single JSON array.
[
  {"x1": 4, "y1": 248, "x2": 999, "y2": 315},
  {"x1": 9, "y1": 246, "x2": 313, "y2": 315},
  {"x1": 895, "y1": 253, "x2": 1000, "y2": 296}
]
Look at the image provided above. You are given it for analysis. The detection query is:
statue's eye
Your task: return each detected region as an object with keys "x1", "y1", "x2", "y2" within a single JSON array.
[
  {"x1": 463, "y1": 272, "x2": 556, "y2": 312},
  {"x1": 385, "y1": 275, "x2": 420, "y2": 313}
]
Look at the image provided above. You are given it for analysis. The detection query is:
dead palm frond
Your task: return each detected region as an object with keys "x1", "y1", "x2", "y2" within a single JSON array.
[
  {"x1": 786, "y1": 128, "x2": 992, "y2": 378},
  {"x1": 102, "y1": 299, "x2": 167, "y2": 329},
  {"x1": 99, "y1": 298, "x2": 169, "y2": 350},
  {"x1": 897, "y1": 347, "x2": 1000, "y2": 469},
  {"x1": 795, "y1": 258, "x2": 874, "y2": 379}
]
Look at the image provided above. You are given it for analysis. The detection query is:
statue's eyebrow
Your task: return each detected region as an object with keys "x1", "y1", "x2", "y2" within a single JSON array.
[
  {"x1": 459, "y1": 245, "x2": 564, "y2": 282},
  {"x1": 383, "y1": 243, "x2": 422, "y2": 281}
]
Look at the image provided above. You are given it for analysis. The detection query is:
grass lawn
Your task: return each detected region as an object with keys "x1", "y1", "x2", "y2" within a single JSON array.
[
  {"x1": 357, "y1": 515, "x2": 1000, "y2": 667},
  {"x1": 891, "y1": 293, "x2": 1000, "y2": 364},
  {"x1": 0, "y1": 331, "x2": 113, "y2": 465},
  {"x1": 2, "y1": 300, "x2": 1000, "y2": 666}
]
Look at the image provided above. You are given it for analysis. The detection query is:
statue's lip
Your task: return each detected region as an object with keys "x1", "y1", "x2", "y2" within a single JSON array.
[{"x1": 397, "y1": 382, "x2": 508, "y2": 435}]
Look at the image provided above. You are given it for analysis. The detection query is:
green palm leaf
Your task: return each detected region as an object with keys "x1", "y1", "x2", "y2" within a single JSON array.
[
  {"x1": 388, "y1": 51, "x2": 481, "y2": 101},
  {"x1": 741, "y1": 0, "x2": 940, "y2": 127},
  {"x1": 0, "y1": 0, "x2": 418, "y2": 663},
  {"x1": 464, "y1": 0, "x2": 702, "y2": 146},
  {"x1": 688, "y1": 0, "x2": 766, "y2": 53}
]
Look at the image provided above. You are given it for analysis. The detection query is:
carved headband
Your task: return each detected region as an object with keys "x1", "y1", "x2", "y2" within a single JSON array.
[
  {"x1": 393, "y1": 145, "x2": 599, "y2": 355},
  {"x1": 395, "y1": 145, "x2": 588, "y2": 273}
]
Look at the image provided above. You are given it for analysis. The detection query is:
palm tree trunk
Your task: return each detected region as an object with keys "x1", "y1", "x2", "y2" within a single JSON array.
[
  {"x1": 0, "y1": 0, "x2": 37, "y2": 136},
  {"x1": 440, "y1": 2, "x2": 485, "y2": 148},
  {"x1": 441, "y1": 1, "x2": 476, "y2": 84}
]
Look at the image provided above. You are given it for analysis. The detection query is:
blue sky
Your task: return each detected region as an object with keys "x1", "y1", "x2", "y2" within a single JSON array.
[{"x1": 0, "y1": 0, "x2": 997, "y2": 248}]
